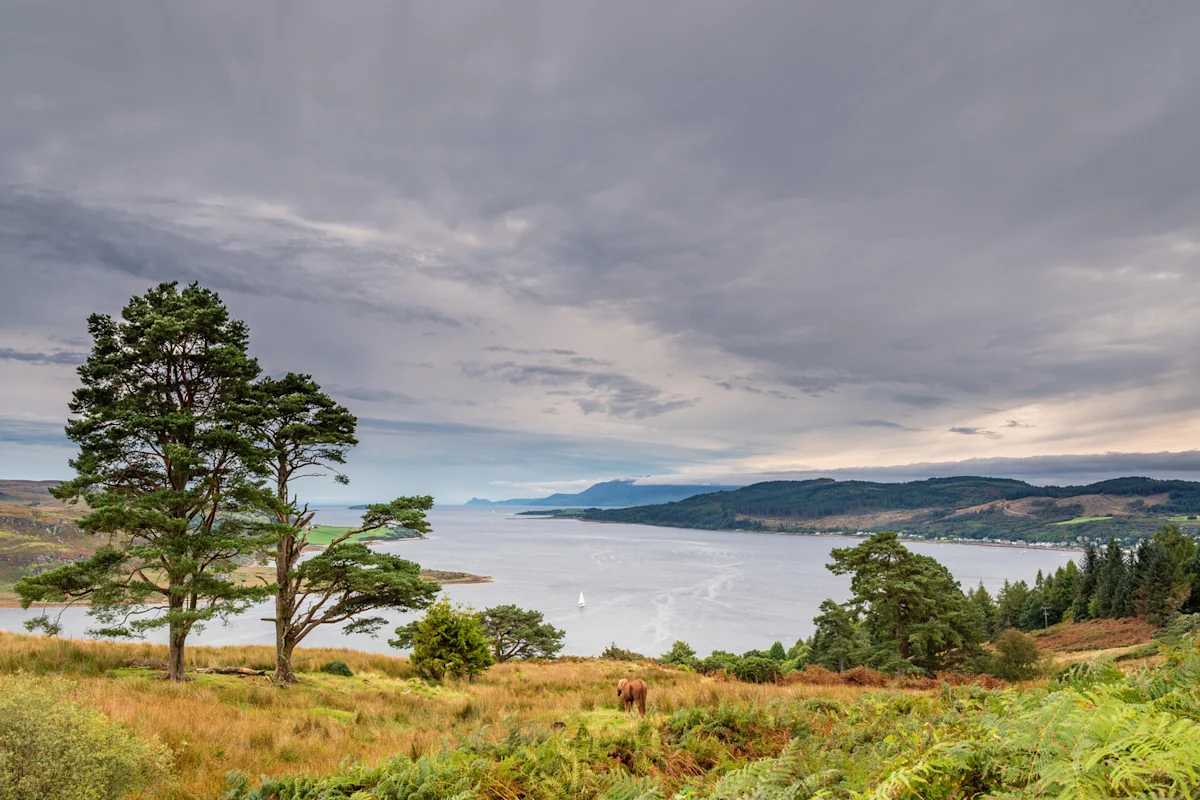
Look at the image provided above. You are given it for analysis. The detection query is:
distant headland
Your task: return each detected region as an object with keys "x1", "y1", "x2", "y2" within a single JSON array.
[{"x1": 464, "y1": 478, "x2": 741, "y2": 508}]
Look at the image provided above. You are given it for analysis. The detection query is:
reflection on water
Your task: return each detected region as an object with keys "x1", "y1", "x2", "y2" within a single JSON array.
[{"x1": 0, "y1": 506, "x2": 1075, "y2": 657}]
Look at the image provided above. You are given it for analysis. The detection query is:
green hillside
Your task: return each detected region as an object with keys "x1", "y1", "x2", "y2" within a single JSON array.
[{"x1": 559, "y1": 476, "x2": 1200, "y2": 546}]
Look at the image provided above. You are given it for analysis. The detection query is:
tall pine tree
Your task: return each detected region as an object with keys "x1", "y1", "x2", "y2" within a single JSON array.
[
  {"x1": 250, "y1": 374, "x2": 438, "y2": 683},
  {"x1": 16, "y1": 283, "x2": 272, "y2": 681}
]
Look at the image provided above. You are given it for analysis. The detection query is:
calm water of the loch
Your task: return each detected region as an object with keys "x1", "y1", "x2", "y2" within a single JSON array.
[{"x1": 0, "y1": 506, "x2": 1075, "y2": 657}]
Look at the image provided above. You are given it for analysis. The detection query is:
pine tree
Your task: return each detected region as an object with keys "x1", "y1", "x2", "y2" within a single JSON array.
[
  {"x1": 994, "y1": 580, "x2": 1030, "y2": 633},
  {"x1": 1183, "y1": 549, "x2": 1200, "y2": 614},
  {"x1": 968, "y1": 582, "x2": 998, "y2": 639},
  {"x1": 1019, "y1": 588, "x2": 1048, "y2": 631},
  {"x1": 808, "y1": 599, "x2": 866, "y2": 673},
  {"x1": 1091, "y1": 540, "x2": 1126, "y2": 619},
  {"x1": 15, "y1": 283, "x2": 272, "y2": 681},
  {"x1": 1047, "y1": 561, "x2": 1079, "y2": 623},
  {"x1": 827, "y1": 532, "x2": 985, "y2": 673},
  {"x1": 250, "y1": 373, "x2": 440, "y2": 683},
  {"x1": 1071, "y1": 545, "x2": 1099, "y2": 621}
]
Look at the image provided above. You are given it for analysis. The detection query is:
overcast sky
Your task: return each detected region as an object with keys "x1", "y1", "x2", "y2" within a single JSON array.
[{"x1": 3, "y1": 1, "x2": 1200, "y2": 504}]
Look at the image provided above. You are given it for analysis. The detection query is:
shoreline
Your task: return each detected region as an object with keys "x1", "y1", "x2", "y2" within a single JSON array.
[
  {"x1": 524, "y1": 514, "x2": 1082, "y2": 553},
  {"x1": 0, "y1": 568, "x2": 493, "y2": 608}
]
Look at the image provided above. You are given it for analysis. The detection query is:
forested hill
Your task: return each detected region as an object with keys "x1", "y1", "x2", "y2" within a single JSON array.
[
  {"x1": 465, "y1": 479, "x2": 740, "y2": 507},
  {"x1": 564, "y1": 476, "x2": 1200, "y2": 546}
]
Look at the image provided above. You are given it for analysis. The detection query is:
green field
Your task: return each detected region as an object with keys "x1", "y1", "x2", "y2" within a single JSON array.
[
  {"x1": 305, "y1": 525, "x2": 418, "y2": 546},
  {"x1": 1049, "y1": 515, "x2": 1114, "y2": 526}
]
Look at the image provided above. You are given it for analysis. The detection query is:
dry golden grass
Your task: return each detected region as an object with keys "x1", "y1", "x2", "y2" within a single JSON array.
[{"x1": 0, "y1": 632, "x2": 883, "y2": 800}]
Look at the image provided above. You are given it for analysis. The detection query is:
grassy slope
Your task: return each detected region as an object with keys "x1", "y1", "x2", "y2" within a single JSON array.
[
  {"x1": 0, "y1": 632, "x2": 884, "y2": 800},
  {"x1": 0, "y1": 628, "x2": 1168, "y2": 800}
]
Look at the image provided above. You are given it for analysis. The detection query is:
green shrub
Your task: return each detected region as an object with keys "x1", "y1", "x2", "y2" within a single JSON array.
[
  {"x1": 732, "y1": 656, "x2": 781, "y2": 684},
  {"x1": 601, "y1": 643, "x2": 647, "y2": 661},
  {"x1": 990, "y1": 629, "x2": 1045, "y2": 681},
  {"x1": 658, "y1": 640, "x2": 699, "y2": 669},
  {"x1": 0, "y1": 674, "x2": 172, "y2": 800},
  {"x1": 698, "y1": 651, "x2": 740, "y2": 675},
  {"x1": 390, "y1": 597, "x2": 494, "y2": 681},
  {"x1": 321, "y1": 660, "x2": 353, "y2": 677}
]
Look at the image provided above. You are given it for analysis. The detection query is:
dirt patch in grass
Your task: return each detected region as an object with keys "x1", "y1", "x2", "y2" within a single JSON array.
[{"x1": 1033, "y1": 618, "x2": 1157, "y2": 652}]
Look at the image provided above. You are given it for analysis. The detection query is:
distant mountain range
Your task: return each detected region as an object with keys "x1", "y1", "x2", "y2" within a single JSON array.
[
  {"x1": 465, "y1": 479, "x2": 741, "y2": 508},
  {"x1": 538, "y1": 476, "x2": 1200, "y2": 546}
]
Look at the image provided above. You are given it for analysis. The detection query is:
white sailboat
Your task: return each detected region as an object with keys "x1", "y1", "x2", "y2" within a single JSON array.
[{"x1": 578, "y1": 591, "x2": 586, "y2": 608}]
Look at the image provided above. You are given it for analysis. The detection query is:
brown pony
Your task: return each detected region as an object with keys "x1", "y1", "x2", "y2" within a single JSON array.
[{"x1": 616, "y1": 678, "x2": 648, "y2": 718}]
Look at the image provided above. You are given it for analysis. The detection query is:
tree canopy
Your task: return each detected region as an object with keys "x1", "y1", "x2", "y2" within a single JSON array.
[
  {"x1": 827, "y1": 531, "x2": 985, "y2": 673},
  {"x1": 479, "y1": 605, "x2": 565, "y2": 662}
]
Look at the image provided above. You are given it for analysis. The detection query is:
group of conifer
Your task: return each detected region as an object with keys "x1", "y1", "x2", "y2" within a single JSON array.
[
  {"x1": 15, "y1": 282, "x2": 440, "y2": 682},
  {"x1": 973, "y1": 524, "x2": 1200, "y2": 637}
]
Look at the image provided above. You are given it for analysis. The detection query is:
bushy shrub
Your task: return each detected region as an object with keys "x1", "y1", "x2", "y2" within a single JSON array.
[
  {"x1": 0, "y1": 674, "x2": 172, "y2": 800},
  {"x1": 659, "y1": 640, "x2": 700, "y2": 669},
  {"x1": 732, "y1": 656, "x2": 781, "y2": 684},
  {"x1": 390, "y1": 597, "x2": 494, "y2": 681},
  {"x1": 990, "y1": 629, "x2": 1045, "y2": 681},
  {"x1": 800, "y1": 697, "x2": 845, "y2": 715},
  {"x1": 601, "y1": 644, "x2": 647, "y2": 661},
  {"x1": 321, "y1": 660, "x2": 353, "y2": 677},
  {"x1": 698, "y1": 650, "x2": 740, "y2": 675}
]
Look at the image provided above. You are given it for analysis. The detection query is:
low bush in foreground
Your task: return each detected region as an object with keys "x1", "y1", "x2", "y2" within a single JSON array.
[
  {"x1": 321, "y1": 659, "x2": 354, "y2": 677},
  {"x1": 0, "y1": 674, "x2": 172, "y2": 800}
]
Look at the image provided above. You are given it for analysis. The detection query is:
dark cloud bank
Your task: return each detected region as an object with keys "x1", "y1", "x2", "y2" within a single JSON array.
[{"x1": 2, "y1": 2, "x2": 1200, "y2": 500}]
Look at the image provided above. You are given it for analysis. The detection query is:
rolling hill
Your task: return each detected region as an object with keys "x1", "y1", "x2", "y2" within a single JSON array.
[
  {"x1": 552, "y1": 476, "x2": 1200, "y2": 546},
  {"x1": 0, "y1": 480, "x2": 93, "y2": 591},
  {"x1": 465, "y1": 478, "x2": 740, "y2": 507}
]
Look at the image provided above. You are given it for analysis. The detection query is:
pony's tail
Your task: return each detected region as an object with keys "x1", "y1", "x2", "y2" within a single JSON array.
[{"x1": 637, "y1": 692, "x2": 647, "y2": 717}]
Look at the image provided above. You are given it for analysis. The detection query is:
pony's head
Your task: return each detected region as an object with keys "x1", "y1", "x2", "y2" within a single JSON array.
[{"x1": 616, "y1": 678, "x2": 628, "y2": 697}]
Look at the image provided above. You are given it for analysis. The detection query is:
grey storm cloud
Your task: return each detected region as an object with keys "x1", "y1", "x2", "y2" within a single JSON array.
[
  {"x1": 484, "y1": 346, "x2": 577, "y2": 357},
  {"x1": 856, "y1": 420, "x2": 920, "y2": 432},
  {"x1": 708, "y1": 375, "x2": 796, "y2": 401},
  {"x1": 0, "y1": 347, "x2": 84, "y2": 366},
  {"x1": 331, "y1": 386, "x2": 417, "y2": 405},
  {"x1": 2, "y1": 1, "x2": 1200, "y2": 500},
  {"x1": 949, "y1": 427, "x2": 1002, "y2": 440},
  {"x1": 0, "y1": 186, "x2": 463, "y2": 327},
  {"x1": 0, "y1": 418, "x2": 66, "y2": 446},
  {"x1": 463, "y1": 362, "x2": 695, "y2": 420},
  {"x1": 894, "y1": 395, "x2": 951, "y2": 409}
]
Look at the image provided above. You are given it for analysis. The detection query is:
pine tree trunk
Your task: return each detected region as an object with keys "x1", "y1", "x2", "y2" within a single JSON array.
[
  {"x1": 166, "y1": 615, "x2": 189, "y2": 682},
  {"x1": 273, "y1": 536, "x2": 300, "y2": 684},
  {"x1": 274, "y1": 637, "x2": 299, "y2": 684}
]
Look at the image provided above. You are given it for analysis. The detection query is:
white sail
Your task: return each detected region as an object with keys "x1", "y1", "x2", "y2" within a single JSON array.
[{"x1": 578, "y1": 591, "x2": 586, "y2": 607}]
